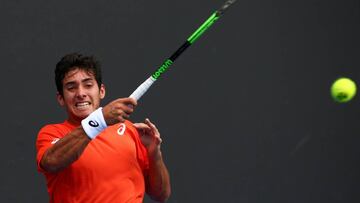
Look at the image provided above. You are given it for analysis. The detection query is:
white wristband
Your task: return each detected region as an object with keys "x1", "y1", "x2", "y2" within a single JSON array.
[{"x1": 81, "y1": 107, "x2": 107, "y2": 139}]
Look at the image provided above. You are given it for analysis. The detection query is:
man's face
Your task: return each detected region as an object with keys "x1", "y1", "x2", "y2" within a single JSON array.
[{"x1": 57, "y1": 68, "x2": 105, "y2": 124}]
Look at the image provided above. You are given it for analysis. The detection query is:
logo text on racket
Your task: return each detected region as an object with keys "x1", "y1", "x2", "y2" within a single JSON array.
[{"x1": 152, "y1": 59, "x2": 173, "y2": 80}]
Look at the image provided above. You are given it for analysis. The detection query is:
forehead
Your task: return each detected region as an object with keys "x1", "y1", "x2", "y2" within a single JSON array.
[{"x1": 63, "y1": 68, "x2": 95, "y2": 83}]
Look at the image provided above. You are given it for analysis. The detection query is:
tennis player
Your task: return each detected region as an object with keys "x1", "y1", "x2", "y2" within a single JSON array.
[{"x1": 36, "y1": 53, "x2": 171, "y2": 202}]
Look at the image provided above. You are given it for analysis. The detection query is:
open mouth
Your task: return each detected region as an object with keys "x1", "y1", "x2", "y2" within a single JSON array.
[{"x1": 75, "y1": 102, "x2": 91, "y2": 110}]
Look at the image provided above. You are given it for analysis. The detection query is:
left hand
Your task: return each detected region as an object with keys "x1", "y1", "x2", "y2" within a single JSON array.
[{"x1": 133, "y1": 118, "x2": 162, "y2": 159}]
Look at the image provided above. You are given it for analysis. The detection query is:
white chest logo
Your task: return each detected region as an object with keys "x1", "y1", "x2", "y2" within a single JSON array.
[
  {"x1": 51, "y1": 138, "x2": 60, "y2": 144},
  {"x1": 117, "y1": 123, "x2": 126, "y2": 136}
]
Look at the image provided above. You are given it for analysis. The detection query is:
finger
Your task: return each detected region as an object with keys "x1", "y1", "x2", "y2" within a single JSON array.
[
  {"x1": 122, "y1": 104, "x2": 134, "y2": 114},
  {"x1": 117, "y1": 117, "x2": 125, "y2": 123},
  {"x1": 112, "y1": 103, "x2": 134, "y2": 116},
  {"x1": 145, "y1": 118, "x2": 159, "y2": 132},
  {"x1": 128, "y1": 97, "x2": 138, "y2": 106},
  {"x1": 126, "y1": 98, "x2": 137, "y2": 110},
  {"x1": 117, "y1": 111, "x2": 131, "y2": 122},
  {"x1": 122, "y1": 112, "x2": 130, "y2": 120},
  {"x1": 117, "y1": 97, "x2": 137, "y2": 107},
  {"x1": 133, "y1": 123, "x2": 151, "y2": 130}
]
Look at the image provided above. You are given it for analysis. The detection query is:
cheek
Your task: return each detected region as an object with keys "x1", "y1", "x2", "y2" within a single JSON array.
[{"x1": 62, "y1": 93, "x2": 75, "y2": 104}]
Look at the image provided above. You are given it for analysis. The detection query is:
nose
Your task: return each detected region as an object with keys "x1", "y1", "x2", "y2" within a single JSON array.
[{"x1": 75, "y1": 86, "x2": 87, "y2": 99}]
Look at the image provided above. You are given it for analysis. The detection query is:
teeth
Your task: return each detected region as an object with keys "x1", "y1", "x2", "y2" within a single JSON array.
[{"x1": 76, "y1": 102, "x2": 90, "y2": 108}]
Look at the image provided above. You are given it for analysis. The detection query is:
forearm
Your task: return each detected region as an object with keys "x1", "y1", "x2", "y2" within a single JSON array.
[
  {"x1": 146, "y1": 150, "x2": 171, "y2": 202},
  {"x1": 40, "y1": 126, "x2": 91, "y2": 173}
]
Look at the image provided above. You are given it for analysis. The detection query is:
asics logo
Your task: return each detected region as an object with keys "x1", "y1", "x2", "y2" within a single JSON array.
[
  {"x1": 117, "y1": 123, "x2": 126, "y2": 136},
  {"x1": 89, "y1": 120, "x2": 99, "y2": 127}
]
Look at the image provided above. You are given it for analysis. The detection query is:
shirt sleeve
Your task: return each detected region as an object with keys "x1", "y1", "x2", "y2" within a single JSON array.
[
  {"x1": 136, "y1": 137, "x2": 150, "y2": 174},
  {"x1": 35, "y1": 125, "x2": 63, "y2": 173}
]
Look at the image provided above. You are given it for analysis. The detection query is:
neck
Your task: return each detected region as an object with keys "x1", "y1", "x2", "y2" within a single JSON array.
[{"x1": 67, "y1": 116, "x2": 82, "y2": 126}]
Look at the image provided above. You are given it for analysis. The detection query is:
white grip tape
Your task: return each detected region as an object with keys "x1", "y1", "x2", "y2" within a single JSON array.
[
  {"x1": 81, "y1": 107, "x2": 107, "y2": 139},
  {"x1": 129, "y1": 76, "x2": 156, "y2": 101}
]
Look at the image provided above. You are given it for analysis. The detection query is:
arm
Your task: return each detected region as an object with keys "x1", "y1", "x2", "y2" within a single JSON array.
[
  {"x1": 146, "y1": 148, "x2": 171, "y2": 202},
  {"x1": 134, "y1": 119, "x2": 171, "y2": 202},
  {"x1": 41, "y1": 97, "x2": 137, "y2": 173},
  {"x1": 40, "y1": 127, "x2": 90, "y2": 173}
]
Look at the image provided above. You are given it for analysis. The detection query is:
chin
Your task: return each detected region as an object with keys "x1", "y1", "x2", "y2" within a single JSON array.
[{"x1": 74, "y1": 110, "x2": 93, "y2": 119}]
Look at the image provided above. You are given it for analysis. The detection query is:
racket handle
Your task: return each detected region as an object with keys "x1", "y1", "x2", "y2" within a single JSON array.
[{"x1": 129, "y1": 76, "x2": 156, "y2": 101}]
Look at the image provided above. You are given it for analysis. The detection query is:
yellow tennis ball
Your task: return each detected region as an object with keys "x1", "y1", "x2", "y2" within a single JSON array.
[{"x1": 331, "y1": 77, "x2": 357, "y2": 103}]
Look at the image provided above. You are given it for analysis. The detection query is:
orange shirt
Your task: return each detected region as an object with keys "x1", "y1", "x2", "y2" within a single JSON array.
[{"x1": 36, "y1": 120, "x2": 149, "y2": 203}]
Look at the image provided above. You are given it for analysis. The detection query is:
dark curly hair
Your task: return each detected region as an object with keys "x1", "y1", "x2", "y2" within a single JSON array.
[{"x1": 55, "y1": 53, "x2": 102, "y2": 95}]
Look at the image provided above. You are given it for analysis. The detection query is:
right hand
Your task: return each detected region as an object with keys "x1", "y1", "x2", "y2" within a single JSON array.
[{"x1": 102, "y1": 97, "x2": 137, "y2": 125}]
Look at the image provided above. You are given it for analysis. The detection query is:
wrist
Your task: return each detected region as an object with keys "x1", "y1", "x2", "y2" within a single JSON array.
[
  {"x1": 148, "y1": 148, "x2": 163, "y2": 161},
  {"x1": 81, "y1": 107, "x2": 107, "y2": 139}
]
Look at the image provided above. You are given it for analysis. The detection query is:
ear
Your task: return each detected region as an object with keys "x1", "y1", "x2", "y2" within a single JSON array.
[
  {"x1": 99, "y1": 84, "x2": 106, "y2": 99},
  {"x1": 56, "y1": 92, "x2": 65, "y2": 106}
]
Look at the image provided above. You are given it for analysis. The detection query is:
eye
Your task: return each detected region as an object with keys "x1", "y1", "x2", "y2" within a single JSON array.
[
  {"x1": 66, "y1": 86, "x2": 75, "y2": 91},
  {"x1": 84, "y1": 82, "x2": 94, "y2": 88}
]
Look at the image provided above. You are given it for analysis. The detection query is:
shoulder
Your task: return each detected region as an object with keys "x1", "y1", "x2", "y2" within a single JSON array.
[
  {"x1": 37, "y1": 121, "x2": 76, "y2": 139},
  {"x1": 124, "y1": 120, "x2": 139, "y2": 134},
  {"x1": 39, "y1": 122, "x2": 64, "y2": 133}
]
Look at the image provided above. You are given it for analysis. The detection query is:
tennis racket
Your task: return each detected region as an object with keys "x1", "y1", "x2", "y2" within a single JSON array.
[{"x1": 129, "y1": 0, "x2": 237, "y2": 101}]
